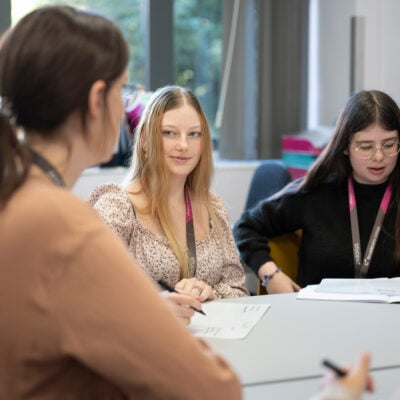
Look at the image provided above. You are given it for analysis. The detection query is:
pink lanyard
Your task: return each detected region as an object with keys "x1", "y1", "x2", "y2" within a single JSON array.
[
  {"x1": 185, "y1": 188, "x2": 197, "y2": 276},
  {"x1": 348, "y1": 176, "x2": 392, "y2": 278}
]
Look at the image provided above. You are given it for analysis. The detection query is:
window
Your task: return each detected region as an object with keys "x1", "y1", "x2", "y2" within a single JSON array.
[
  {"x1": 11, "y1": 0, "x2": 145, "y2": 86},
  {"x1": 174, "y1": 1, "x2": 222, "y2": 140},
  {"x1": 11, "y1": 0, "x2": 222, "y2": 141}
]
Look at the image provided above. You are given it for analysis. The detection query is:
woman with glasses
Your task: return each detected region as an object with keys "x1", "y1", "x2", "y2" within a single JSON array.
[{"x1": 234, "y1": 90, "x2": 400, "y2": 293}]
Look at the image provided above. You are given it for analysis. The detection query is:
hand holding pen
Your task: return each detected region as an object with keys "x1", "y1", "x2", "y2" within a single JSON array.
[
  {"x1": 158, "y1": 279, "x2": 207, "y2": 316},
  {"x1": 321, "y1": 353, "x2": 374, "y2": 396},
  {"x1": 322, "y1": 359, "x2": 347, "y2": 377}
]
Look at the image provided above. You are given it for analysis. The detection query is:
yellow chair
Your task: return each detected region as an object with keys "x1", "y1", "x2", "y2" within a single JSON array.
[{"x1": 257, "y1": 230, "x2": 302, "y2": 295}]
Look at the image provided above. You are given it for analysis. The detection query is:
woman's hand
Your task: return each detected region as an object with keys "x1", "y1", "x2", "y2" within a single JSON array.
[
  {"x1": 316, "y1": 353, "x2": 374, "y2": 399},
  {"x1": 258, "y1": 261, "x2": 301, "y2": 294},
  {"x1": 163, "y1": 292, "x2": 203, "y2": 325},
  {"x1": 340, "y1": 353, "x2": 374, "y2": 395},
  {"x1": 175, "y1": 278, "x2": 215, "y2": 302}
]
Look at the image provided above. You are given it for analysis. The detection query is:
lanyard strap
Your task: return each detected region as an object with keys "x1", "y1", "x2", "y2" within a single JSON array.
[
  {"x1": 184, "y1": 188, "x2": 197, "y2": 276},
  {"x1": 30, "y1": 148, "x2": 66, "y2": 188},
  {"x1": 348, "y1": 176, "x2": 392, "y2": 278}
]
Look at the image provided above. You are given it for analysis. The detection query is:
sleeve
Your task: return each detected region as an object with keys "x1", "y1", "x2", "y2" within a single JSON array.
[
  {"x1": 88, "y1": 184, "x2": 135, "y2": 246},
  {"x1": 49, "y1": 204, "x2": 241, "y2": 400},
  {"x1": 211, "y1": 195, "x2": 249, "y2": 299},
  {"x1": 233, "y1": 180, "x2": 304, "y2": 275}
]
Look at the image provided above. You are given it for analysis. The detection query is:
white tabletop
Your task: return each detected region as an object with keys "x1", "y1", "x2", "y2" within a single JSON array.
[{"x1": 205, "y1": 293, "x2": 400, "y2": 399}]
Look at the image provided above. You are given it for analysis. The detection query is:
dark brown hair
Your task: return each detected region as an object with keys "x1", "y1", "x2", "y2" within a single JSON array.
[
  {"x1": 302, "y1": 90, "x2": 400, "y2": 190},
  {"x1": 0, "y1": 6, "x2": 129, "y2": 205},
  {"x1": 302, "y1": 90, "x2": 400, "y2": 260}
]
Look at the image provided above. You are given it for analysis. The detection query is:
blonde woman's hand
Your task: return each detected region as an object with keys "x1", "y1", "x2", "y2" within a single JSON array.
[
  {"x1": 163, "y1": 292, "x2": 203, "y2": 325},
  {"x1": 258, "y1": 261, "x2": 301, "y2": 294},
  {"x1": 175, "y1": 278, "x2": 215, "y2": 302}
]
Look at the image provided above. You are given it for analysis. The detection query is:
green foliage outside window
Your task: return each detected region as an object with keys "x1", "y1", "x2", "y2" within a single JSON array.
[
  {"x1": 12, "y1": 0, "x2": 222, "y2": 138},
  {"x1": 12, "y1": 0, "x2": 145, "y2": 85},
  {"x1": 174, "y1": 0, "x2": 222, "y2": 137}
]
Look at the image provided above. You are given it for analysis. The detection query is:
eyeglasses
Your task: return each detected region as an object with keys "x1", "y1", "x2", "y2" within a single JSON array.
[{"x1": 352, "y1": 141, "x2": 400, "y2": 159}]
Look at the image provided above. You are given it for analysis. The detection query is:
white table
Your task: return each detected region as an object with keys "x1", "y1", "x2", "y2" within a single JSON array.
[{"x1": 205, "y1": 293, "x2": 400, "y2": 399}]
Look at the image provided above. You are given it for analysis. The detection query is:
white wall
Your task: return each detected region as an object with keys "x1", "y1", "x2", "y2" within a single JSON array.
[
  {"x1": 314, "y1": 0, "x2": 400, "y2": 126},
  {"x1": 73, "y1": 160, "x2": 260, "y2": 225},
  {"x1": 313, "y1": 0, "x2": 355, "y2": 126},
  {"x1": 356, "y1": 0, "x2": 400, "y2": 102}
]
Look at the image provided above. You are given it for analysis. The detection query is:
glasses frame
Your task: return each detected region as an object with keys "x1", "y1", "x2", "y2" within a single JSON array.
[{"x1": 352, "y1": 141, "x2": 400, "y2": 160}]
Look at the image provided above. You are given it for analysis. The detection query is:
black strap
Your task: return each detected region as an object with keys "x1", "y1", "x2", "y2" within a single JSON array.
[
  {"x1": 185, "y1": 188, "x2": 197, "y2": 276},
  {"x1": 29, "y1": 148, "x2": 66, "y2": 188}
]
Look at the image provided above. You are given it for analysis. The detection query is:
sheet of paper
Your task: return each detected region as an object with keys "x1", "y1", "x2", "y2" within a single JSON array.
[
  {"x1": 315, "y1": 279, "x2": 379, "y2": 294},
  {"x1": 189, "y1": 302, "x2": 270, "y2": 339},
  {"x1": 296, "y1": 282, "x2": 400, "y2": 303},
  {"x1": 316, "y1": 278, "x2": 400, "y2": 296}
]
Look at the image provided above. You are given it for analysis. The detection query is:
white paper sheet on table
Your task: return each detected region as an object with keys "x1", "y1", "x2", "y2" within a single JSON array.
[
  {"x1": 189, "y1": 302, "x2": 270, "y2": 339},
  {"x1": 297, "y1": 278, "x2": 400, "y2": 303}
]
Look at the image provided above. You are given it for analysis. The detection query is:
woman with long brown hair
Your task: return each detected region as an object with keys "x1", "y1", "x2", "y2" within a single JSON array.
[{"x1": 235, "y1": 90, "x2": 400, "y2": 293}]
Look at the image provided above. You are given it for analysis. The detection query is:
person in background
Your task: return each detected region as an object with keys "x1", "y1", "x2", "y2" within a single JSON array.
[
  {"x1": 89, "y1": 85, "x2": 249, "y2": 301},
  {"x1": 0, "y1": 6, "x2": 242, "y2": 398},
  {"x1": 234, "y1": 90, "x2": 400, "y2": 293}
]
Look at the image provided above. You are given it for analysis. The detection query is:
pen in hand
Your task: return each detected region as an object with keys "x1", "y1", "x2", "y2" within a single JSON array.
[
  {"x1": 157, "y1": 279, "x2": 207, "y2": 316},
  {"x1": 322, "y1": 359, "x2": 347, "y2": 377}
]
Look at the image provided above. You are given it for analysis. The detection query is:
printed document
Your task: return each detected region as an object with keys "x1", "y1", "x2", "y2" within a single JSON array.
[
  {"x1": 297, "y1": 278, "x2": 400, "y2": 303},
  {"x1": 189, "y1": 302, "x2": 270, "y2": 339}
]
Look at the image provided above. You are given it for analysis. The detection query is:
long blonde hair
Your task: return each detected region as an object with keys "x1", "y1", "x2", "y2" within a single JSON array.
[{"x1": 126, "y1": 85, "x2": 215, "y2": 277}]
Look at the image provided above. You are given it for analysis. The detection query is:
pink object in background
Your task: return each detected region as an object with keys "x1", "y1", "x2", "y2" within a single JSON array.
[
  {"x1": 282, "y1": 136, "x2": 324, "y2": 154},
  {"x1": 122, "y1": 84, "x2": 153, "y2": 134},
  {"x1": 282, "y1": 127, "x2": 333, "y2": 179},
  {"x1": 126, "y1": 102, "x2": 145, "y2": 133}
]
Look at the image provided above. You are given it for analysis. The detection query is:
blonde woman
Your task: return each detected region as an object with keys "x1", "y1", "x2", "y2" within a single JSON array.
[{"x1": 89, "y1": 85, "x2": 248, "y2": 302}]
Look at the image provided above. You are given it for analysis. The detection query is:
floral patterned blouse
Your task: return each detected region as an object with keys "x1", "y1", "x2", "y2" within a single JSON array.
[{"x1": 88, "y1": 183, "x2": 249, "y2": 298}]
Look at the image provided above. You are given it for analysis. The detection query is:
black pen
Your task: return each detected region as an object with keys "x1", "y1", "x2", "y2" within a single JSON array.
[
  {"x1": 322, "y1": 359, "x2": 347, "y2": 377},
  {"x1": 157, "y1": 279, "x2": 207, "y2": 316}
]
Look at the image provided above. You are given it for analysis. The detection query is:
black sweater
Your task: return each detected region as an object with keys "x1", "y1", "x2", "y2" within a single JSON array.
[{"x1": 233, "y1": 178, "x2": 400, "y2": 287}]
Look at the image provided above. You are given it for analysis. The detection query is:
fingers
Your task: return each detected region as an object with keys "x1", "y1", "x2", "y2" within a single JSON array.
[
  {"x1": 175, "y1": 278, "x2": 215, "y2": 301},
  {"x1": 293, "y1": 281, "x2": 302, "y2": 292},
  {"x1": 175, "y1": 278, "x2": 197, "y2": 293},
  {"x1": 348, "y1": 352, "x2": 374, "y2": 393},
  {"x1": 164, "y1": 293, "x2": 200, "y2": 326},
  {"x1": 319, "y1": 353, "x2": 373, "y2": 399},
  {"x1": 165, "y1": 301, "x2": 194, "y2": 326},
  {"x1": 172, "y1": 308, "x2": 193, "y2": 326},
  {"x1": 167, "y1": 292, "x2": 202, "y2": 311},
  {"x1": 329, "y1": 353, "x2": 373, "y2": 398},
  {"x1": 353, "y1": 352, "x2": 370, "y2": 375}
]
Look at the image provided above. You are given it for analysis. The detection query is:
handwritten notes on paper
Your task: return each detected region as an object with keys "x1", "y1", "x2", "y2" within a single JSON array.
[{"x1": 189, "y1": 302, "x2": 270, "y2": 339}]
